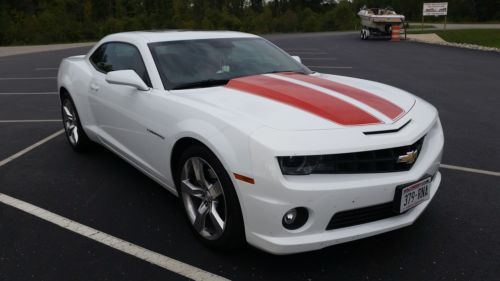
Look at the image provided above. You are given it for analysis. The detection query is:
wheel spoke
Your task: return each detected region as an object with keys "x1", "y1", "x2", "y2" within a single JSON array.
[
  {"x1": 181, "y1": 180, "x2": 205, "y2": 199},
  {"x1": 209, "y1": 203, "x2": 225, "y2": 235},
  {"x1": 63, "y1": 106, "x2": 74, "y2": 120},
  {"x1": 71, "y1": 127, "x2": 79, "y2": 143},
  {"x1": 191, "y1": 158, "x2": 208, "y2": 187},
  {"x1": 208, "y1": 181, "x2": 223, "y2": 199},
  {"x1": 193, "y1": 203, "x2": 209, "y2": 233}
]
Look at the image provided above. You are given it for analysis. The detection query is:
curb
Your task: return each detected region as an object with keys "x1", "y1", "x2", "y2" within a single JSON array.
[
  {"x1": 0, "y1": 42, "x2": 95, "y2": 58},
  {"x1": 407, "y1": 38, "x2": 500, "y2": 53}
]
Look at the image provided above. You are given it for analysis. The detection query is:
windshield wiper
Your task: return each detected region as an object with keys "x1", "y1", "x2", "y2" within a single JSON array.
[{"x1": 171, "y1": 79, "x2": 230, "y2": 90}]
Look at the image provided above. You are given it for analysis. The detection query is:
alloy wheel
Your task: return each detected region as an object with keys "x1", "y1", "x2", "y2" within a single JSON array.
[
  {"x1": 180, "y1": 157, "x2": 227, "y2": 240},
  {"x1": 62, "y1": 99, "x2": 79, "y2": 146}
]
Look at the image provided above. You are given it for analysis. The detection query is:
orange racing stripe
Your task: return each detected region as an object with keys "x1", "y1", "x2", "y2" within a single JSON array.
[
  {"x1": 226, "y1": 75, "x2": 381, "y2": 125},
  {"x1": 280, "y1": 73, "x2": 404, "y2": 120}
]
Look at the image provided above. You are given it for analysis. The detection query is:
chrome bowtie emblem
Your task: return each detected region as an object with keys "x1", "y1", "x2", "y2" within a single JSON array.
[{"x1": 397, "y1": 150, "x2": 418, "y2": 165}]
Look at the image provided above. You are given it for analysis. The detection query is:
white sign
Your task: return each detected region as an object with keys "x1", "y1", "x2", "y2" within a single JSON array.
[{"x1": 423, "y1": 2, "x2": 448, "y2": 16}]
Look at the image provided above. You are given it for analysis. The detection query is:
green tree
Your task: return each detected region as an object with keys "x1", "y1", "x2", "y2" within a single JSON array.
[
  {"x1": 1, "y1": 0, "x2": 498, "y2": 45},
  {"x1": 332, "y1": 0, "x2": 357, "y2": 31}
]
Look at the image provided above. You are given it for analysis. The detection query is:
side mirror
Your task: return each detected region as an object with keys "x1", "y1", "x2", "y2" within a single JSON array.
[
  {"x1": 291, "y1": 56, "x2": 302, "y2": 63},
  {"x1": 105, "y1": 70, "x2": 149, "y2": 91}
]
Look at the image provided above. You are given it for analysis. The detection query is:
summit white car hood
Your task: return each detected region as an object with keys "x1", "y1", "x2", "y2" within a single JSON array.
[{"x1": 173, "y1": 73, "x2": 416, "y2": 131}]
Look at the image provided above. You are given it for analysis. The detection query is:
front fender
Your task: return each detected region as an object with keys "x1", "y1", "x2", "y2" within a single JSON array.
[
  {"x1": 170, "y1": 120, "x2": 260, "y2": 185},
  {"x1": 57, "y1": 56, "x2": 97, "y2": 140},
  {"x1": 170, "y1": 118, "x2": 262, "y2": 218}
]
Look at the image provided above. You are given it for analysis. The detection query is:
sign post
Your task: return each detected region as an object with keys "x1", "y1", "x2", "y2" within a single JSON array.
[
  {"x1": 421, "y1": 14, "x2": 425, "y2": 31},
  {"x1": 422, "y1": 2, "x2": 448, "y2": 31}
]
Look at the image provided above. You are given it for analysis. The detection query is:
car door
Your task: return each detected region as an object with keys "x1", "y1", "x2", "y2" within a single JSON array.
[{"x1": 87, "y1": 42, "x2": 169, "y2": 181}]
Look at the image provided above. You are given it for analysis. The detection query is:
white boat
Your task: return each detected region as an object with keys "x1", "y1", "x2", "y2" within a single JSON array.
[{"x1": 358, "y1": 7, "x2": 405, "y2": 40}]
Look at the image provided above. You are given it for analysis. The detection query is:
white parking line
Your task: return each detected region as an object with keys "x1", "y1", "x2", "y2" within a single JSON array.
[
  {"x1": 0, "y1": 92, "x2": 58, "y2": 95},
  {"x1": 0, "y1": 127, "x2": 496, "y2": 280},
  {"x1": 0, "y1": 130, "x2": 64, "y2": 168},
  {"x1": 35, "y1": 67, "x2": 58, "y2": 71},
  {"x1": 0, "y1": 119, "x2": 61, "y2": 123},
  {"x1": 440, "y1": 164, "x2": 500, "y2": 177},
  {"x1": 0, "y1": 77, "x2": 56, "y2": 80},
  {"x1": 0, "y1": 130, "x2": 227, "y2": 280},
  {"x1": 0, "y1": 192, "x2": 228, "y2": 281},
  {"x1": 307, "y1": 66, "x2": 353, "y2": 69}
]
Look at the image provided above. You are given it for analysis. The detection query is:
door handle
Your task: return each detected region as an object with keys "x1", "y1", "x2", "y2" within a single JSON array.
[{"x1": 90, "y1": 83, "x2": 100, "y2": 92}]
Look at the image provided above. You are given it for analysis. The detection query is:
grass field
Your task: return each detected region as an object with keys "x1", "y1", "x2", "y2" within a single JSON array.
[
  {"x1": 407, "y1": 24, "x2": 436, "y2": 29},
  {"x1": 409, "y1": 29, "x2": 500, "y2": 48}
]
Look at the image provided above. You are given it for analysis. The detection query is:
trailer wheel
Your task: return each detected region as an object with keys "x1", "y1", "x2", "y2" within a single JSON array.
[
  {"x1": 360, "y1": 29, "x2": 367, "y2": 40},
  {"x1": 360, "y1": 28, "x2": 370, "y2": 40}
]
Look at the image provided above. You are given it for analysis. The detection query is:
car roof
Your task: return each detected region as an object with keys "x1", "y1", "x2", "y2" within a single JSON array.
[{"x1": 104, "y1": 30, "x2": 259, "y2": 44}]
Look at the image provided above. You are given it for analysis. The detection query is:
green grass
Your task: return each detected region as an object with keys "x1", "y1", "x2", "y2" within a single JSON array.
[
  {"x1": 408, "y1": 29, "x2": 500, "y2": 48},
  {"x1": 407, "y1": 24, "x2": 436, "y2": 29}
]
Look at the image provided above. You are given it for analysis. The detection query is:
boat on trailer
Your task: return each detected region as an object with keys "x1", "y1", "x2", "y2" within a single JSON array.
[{"x1": 358, "y1": 7, "x2": 405, "y2": 40}]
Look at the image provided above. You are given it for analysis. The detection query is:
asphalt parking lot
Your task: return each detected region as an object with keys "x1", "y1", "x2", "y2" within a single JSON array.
[{"x1": 0, "y1": 32, "x2": 499, "y2": 281}]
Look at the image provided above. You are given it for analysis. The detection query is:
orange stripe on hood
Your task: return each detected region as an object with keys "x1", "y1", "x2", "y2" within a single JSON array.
[
  {"x1": 226, "y1": 75, "x2": 381, "y2": 126},
  {"x1": 279, "y1": 73, "x2": 404, "y2": 120}
]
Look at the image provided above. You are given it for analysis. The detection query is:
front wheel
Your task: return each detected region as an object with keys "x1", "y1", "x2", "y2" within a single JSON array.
[
  {"x1": 176, "y1": 145, "x2": 245, "y2": 250},
  {"x1": 61, "y1": 94, "x2": 92, "y2": 152}
]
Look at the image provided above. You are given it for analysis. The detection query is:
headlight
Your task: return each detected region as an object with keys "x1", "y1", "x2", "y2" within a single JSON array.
[
  {"x1": 278, "y1": 136, "x2": 425, "y2": 175},
  {"x1": 277, "y1": 156, "x2": 321, "y2": 175}
]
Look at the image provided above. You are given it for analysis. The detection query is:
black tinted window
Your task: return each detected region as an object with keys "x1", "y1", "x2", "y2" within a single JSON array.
[
  {"x1": 149, "y1": 38, "x2": 310, "y2": 90},
  {"x1": 90, "y1": 44, "x2": 107, "y2": 69},
  {"x1": 90, "y1": 42, "x2": 151, "y2": 87}
]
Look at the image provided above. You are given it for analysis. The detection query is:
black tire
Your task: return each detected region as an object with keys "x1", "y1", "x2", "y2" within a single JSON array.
[
  {"x1": 361, "y1": 29, "x2": 368, "y2": 40},
  {"x1": 61, "y1": 93, "x2": 92, "y2": 152},
  {"x1": 175, "y1": 144, "x2": 245, "y2": 251}
]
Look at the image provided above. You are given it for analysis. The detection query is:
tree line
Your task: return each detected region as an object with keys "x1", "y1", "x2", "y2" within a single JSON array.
[{"x1": 0, "y1": 0, "x2": 498, "y2": 45}]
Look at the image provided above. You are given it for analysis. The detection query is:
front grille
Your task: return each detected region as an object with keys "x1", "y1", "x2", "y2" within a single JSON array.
[
  {"x1": 326, "y1": 202, "x2": 399, "y2": 230},
  {"x1": 313, "y1": 137, "x2": 424, "y2": 174}
]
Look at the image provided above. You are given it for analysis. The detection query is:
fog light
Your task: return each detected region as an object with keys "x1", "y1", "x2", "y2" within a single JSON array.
[
  {"x1": 282, "y1": 207, "x2": 309, "y2": 230},
  {"x1": 283, "y1": 209, "x2": 297, "y2": 225}
]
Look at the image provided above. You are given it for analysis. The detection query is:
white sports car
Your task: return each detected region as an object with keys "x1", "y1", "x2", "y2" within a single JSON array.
[{"x1": 58, "y1": 31, "x2": 444, "y2": 254}]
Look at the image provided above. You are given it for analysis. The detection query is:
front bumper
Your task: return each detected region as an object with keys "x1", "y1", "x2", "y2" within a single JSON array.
[
  {"x1": 236, "y1": 116, "x2": 444, "y2": 255},
  {"x1": 248, "y1": 173, "x2": 440, "y2": 254}
]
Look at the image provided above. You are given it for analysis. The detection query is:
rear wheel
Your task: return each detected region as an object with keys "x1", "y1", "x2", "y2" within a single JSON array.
[
  {"x1": 176, "y1": 145, "x2": 245, "y2": 250},
  {"x1": 61, "y1": 94, "x2": 92, "y2": 152}
]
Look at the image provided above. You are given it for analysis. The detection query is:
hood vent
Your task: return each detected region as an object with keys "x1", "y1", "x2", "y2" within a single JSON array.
[{"x1": 363, "y1": 119, "x2": 411, "y2": 135}]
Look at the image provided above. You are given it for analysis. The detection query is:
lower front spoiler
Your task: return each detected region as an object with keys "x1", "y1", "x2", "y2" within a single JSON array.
[{"x1": 248, "y1": 172, "x2": 441, "y2": 255}]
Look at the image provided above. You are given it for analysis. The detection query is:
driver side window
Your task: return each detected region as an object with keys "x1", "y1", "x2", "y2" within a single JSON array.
[{"x1": 90, "y1": 42, "x2": 152, "y2": 87}]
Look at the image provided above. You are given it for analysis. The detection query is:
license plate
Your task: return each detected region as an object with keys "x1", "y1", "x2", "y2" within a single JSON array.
[{"x1": 394, "y1": 177, "x2": 432, "y2": 213}]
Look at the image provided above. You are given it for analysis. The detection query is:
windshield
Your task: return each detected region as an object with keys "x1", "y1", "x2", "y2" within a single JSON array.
[{"x1": 148, "y1": 38, "x2": 312, "y2": 90}]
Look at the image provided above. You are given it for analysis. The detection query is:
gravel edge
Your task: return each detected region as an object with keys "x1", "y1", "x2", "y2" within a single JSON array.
[{"x1": 407, "y1": 37, "x2": 500, "y2": 53}]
